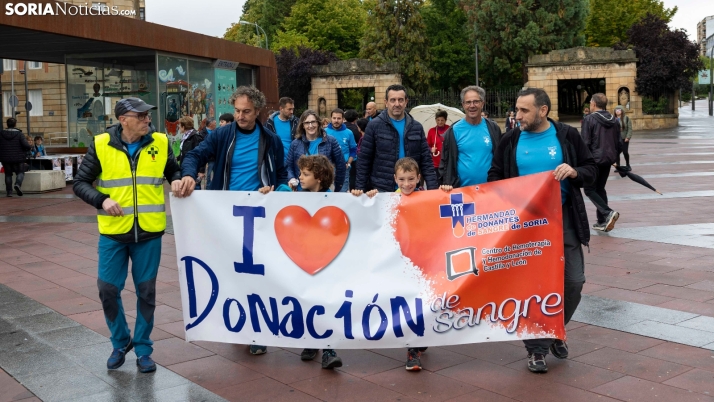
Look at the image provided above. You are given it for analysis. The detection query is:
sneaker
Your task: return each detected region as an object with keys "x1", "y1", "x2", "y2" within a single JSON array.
[
  {"x1": 321, "y1": 349, "x2": 342, "y2": 369},
  {"x1": 592, "y1": 223, "x2": 606, "y2": 231},
  {"x1": 107, "y1": 339, "x2": 133, "y2": 369},
  {"x1": 527, "y1": 353, "x2": 548, "y2": 373},
  {"x1": 5, "y1": 193, "x2": 11, "y2": 197},
  {"x1": 301, "y1": 348, "x2": 318, "y2": 361},
  {"x1": 13, "y1": 185, "x2": 22, "y2": 197},
  {"x1": 250, "y1": 345, "x2": 267, "y2": 355},
  {"x1": 603, "y1": 211, "x2": 620, "y2": 232},
  {"x1": 405, "y1": 348, "x2": 422, "y2": 371},
  {"x1": 624, "y1": 165, "x2": 632, "y2": 171},
  {"x1": 136, "y1": 355, "x2": 156, "y2": 373},
  {"x1": 550, "y1": 340, "x2": 568, "y2": 359}
]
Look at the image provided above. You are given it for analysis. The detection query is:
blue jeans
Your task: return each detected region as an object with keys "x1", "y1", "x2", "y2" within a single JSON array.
[
  {"x1": 97, "y1": 235, "x2": 162, "y2": 357},
  {"x1": 339, "y1": 165, "x2": 351, "y2": 192}
]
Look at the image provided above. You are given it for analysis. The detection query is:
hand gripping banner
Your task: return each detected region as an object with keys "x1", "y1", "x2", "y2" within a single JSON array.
[{"x1": 171, "y1": 172, "x2": 565, "y2": 349}]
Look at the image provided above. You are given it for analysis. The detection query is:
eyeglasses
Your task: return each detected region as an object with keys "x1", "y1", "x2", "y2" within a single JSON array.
[
  {"x1": 463, "y1": 100, "x2": 484, "y2": 106},
  {"x1": 123, "y1": 112, "x2": 151, "y2": 121},
  {"x1": 303, "y1": 120, "x2": 318, "y2": 126}
]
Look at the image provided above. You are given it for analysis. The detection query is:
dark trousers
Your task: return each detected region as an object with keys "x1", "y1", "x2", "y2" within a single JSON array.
[
  {"x1": 584, "y1": 164, "x2": 613, "y2": 224},
  {"x1": 523, "y1": 202, "x2": 585, "y2": 355},
  {"x1": 4, "y1": 163, "x2": 25, "y2": 194},
  {"x1": 618, "y1": 141, "x2": 630, "y2": 167}
]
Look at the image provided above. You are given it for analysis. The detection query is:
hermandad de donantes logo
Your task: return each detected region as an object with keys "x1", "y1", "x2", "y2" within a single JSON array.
[{"x1": 439, "y1": 193, "x2": 479, "y2": 281}]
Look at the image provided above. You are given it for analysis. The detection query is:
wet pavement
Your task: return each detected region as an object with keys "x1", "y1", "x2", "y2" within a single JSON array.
[{"x1": 0, "y1": 101, "x2": 714, "y2": 401}]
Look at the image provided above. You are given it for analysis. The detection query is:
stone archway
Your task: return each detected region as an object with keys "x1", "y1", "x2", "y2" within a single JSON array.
[
  {"x1": 310, "y1": 59, "x2": 401, "y2": 117},
  {"x1": 526, "y1": 47, "x2": 678, "y2": 130}
]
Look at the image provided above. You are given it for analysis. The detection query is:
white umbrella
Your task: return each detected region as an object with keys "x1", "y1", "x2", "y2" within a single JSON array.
[{"x1": 409, "y1": 103, "x2": 465, "y2": 135}]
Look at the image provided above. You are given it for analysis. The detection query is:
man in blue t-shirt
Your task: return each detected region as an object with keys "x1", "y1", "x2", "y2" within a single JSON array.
[
  {"x1": 176, "y1": 87, "x2": 287, "y2": 358},
  {"x1": 439, "y1": 86, "x2": 501, "y2": 187},
  {"x1": 325, "y1": 108, "x2": 357, "y2": 192},
  {"x1": 265, "y1": 97, "x2": 298, "y2": 162},
  {"x1": 487, "y1": 88, "x2": 597, "y2": 376}
]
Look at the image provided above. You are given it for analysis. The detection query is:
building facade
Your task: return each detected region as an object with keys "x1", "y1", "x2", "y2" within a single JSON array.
[
  {"x1": 1, "y1": 0, "x2": 145, "y2": 145},
  {"x1": 697, "y1": 16, "x2": 714, "y2": 56}
]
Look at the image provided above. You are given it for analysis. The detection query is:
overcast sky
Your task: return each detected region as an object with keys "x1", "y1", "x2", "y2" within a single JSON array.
[{"x1": 145, "y1": 0, "x2": 712, "y2": 41}]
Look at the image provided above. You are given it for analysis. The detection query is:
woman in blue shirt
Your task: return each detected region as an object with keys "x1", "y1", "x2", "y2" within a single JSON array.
[{"x1": 286, "y1": 110, "x2": 346, "y2": 191}]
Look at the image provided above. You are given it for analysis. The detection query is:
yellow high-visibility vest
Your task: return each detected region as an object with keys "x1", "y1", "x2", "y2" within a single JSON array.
[{"x1": 94, "y1": 132, "x2": 168, "y2": 235}]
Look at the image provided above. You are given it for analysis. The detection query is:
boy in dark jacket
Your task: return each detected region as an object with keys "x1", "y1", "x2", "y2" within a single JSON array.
[{"x1": 488, "y1": 88, "x2": 597, "y2": 374}]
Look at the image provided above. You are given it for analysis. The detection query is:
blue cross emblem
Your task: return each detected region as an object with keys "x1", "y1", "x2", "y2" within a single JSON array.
[{"x1": 439, "y1": 193, "x2": 475, "y2": 228}]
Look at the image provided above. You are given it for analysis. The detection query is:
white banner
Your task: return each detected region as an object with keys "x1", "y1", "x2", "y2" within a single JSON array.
[{"x1": 171, "y1": 174, "x2": 566, "y2": 349}]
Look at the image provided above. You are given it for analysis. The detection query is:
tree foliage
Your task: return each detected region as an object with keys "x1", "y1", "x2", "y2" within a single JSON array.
[
  {"x1": 275, "y1": 47, "x2": 339, "y2": 110},
  {"x1": 224, "y1": 0, "x2": 297, "y2": 48},
  {"x1": 422, "y1": 0, "x2": 474, "y2": 91},
  {"x1": 622, "y1": 14, "x2": 703, "y2": 97},
  {"x1": 461, "y1": 0, "x2": 588, "y2": 87},
  {"x1": 274, "y1": 0, "x2": 366, "y2": 59},
  {"x1": 360, "y1": 0, "x2": 434, "y2": 92},
  {"x1": 584, "y1": 0, "x2": 677, "y2": 47}
]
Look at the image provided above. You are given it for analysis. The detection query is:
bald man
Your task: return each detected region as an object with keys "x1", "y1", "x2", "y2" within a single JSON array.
[{"x1": 365, "y1": 102, "x2": 378, "y2": 120}]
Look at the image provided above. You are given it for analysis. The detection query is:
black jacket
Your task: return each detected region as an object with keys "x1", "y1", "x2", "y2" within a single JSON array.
[
  {"x1": 355, "y1": 110, "x2": 438, "y2": 191},
  {"x1": 264, "y1": 112, "x2": 299, "y2": 139},
  {"x1": 178, "y1": 129, "x2": 205, "y2": 173},
  {"x1": 73, "y1": 124, "x2": 182, "y2": 244},
  {"x1": 0, "y1": 128, "x2": 32, "y2": 164},
  {"x1": 581, "y1": 110, "x2": 622, "y2": 165},
  {"x1": 345, "y1": 122, "x2": 362, "y2": 145},
  {"x1": 438, "y1": 118, "x2": 502, "y2": 187},
  {"x1": 487, "y1": 119, "x2": 597, "y2": 247}
]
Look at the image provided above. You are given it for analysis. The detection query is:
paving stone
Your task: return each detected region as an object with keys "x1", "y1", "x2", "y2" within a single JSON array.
[
  {"x1": 214, "y1": 377, "x2": 320, "y2": 402},
  {"x1": 9, "y1": 312, "x2": 81, "y2": 335},
  {"x1": 36, "y1": 325, "x2": 108, "y2": 350},
  {"x1": 364, "y1": 367, "x2": 478, "y2": 401},
  {"x1": 621, "y1": 320, "x2": 714, "y2": 348},
  {"x1": 0, "y1": 299, "x2": 52, "y2": 320},
  {"x1": 573, "y1": 347, "x2": 693, "y2": 383},
  {"x1": 592, "y1": 375, "x2": 714, "y2": 402},
  {"x1": 663, "y1": 369, "x2": 714, "y2": 395},
  {"x1": 19, "y1": 369, "x2": 114, "y2": 402},
  {"x1": 141, "y1": 383, "x2": 228, "y2": 402},
  {"x1": 678, "y1": 316, "x2": 714, "y2": 333}
]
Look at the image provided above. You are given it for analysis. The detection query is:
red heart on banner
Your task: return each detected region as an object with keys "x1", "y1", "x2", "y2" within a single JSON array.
[{"x1": 274, "y1": 206, "x2": 350, "y2": 275}]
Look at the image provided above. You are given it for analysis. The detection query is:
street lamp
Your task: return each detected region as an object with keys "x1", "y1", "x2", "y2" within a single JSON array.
[{"x1": 239, "y1": 20, "x2": 268, "y2": 50}]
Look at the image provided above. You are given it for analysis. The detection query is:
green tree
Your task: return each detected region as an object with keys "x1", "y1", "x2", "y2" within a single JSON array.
[
  {"x1": 274, "y1": 0, "x2": 366, "y2": 59},
  {"x1": 360, "y1": 0, "x2": 434, "y2": 92},
  {"x1": 224, "y1": 0, "x2": 297, "y2": 48},
  {"x1": 462, "y1": 0, "x2": 588, "y2": 86},
  {"x1": 422, "y1": 0, "x2": 474, "y2": 90},
  {"x1": 584, "y1": 0, "x2": 677, "y2": 47}
]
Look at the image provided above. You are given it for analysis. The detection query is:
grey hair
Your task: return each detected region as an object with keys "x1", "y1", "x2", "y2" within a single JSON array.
[
  {"x1": 460, "y1": 86, "x2": 486, "y2": 102},
  {"x1": 229, "y1": 86, "x2": 266, "y2": 110}
]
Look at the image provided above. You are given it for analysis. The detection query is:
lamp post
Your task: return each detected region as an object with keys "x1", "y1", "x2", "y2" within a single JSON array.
[{"x1": 239, "y1": 21, "x2": 268, "y2": 50}]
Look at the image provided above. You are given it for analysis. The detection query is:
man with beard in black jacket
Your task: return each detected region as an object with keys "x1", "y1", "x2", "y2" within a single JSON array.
[
  {"x1": 488, "y1": 88, "x2": 596, "y2": 374},
  {"x1": 0, "y1": 118, "x2": 32, "y2": 197},
  {"x1": 581, "y1": 93, "x2": 622, "y2": 232}
]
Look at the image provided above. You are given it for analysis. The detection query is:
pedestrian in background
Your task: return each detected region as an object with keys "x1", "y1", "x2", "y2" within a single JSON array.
[
  {"x1": 581, "y1": 93, "x2": 622, "y2": 232},
  {"x1": 344, "y1": 109, "x2": 362, "y2": 190},
  {"x1": 0, "y1": 118, "x2": 31, "y2": 197},
  {"x1": 426, "y1": 110, "x2": 450, "y2": 169},
  {"x1": 614, "y1": 106, "x2": 632, "y2": 171},
  {"x1": 324, "y1": 108, "x2": 357, "y2": 192},
  {"x1": 177, "y1": 117, "x2": 204, "y2": 189},
  {"x1": 265, "y1": 97, "x2": 298, "y2": 163}
]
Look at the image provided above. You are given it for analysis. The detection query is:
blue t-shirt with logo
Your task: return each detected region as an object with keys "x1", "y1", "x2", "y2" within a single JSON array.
[
  {"x1": 517, "y1": 122, "x2": 570, "y2": 204},
  {"x1": 229, "y1": 126, "x2": 262, "y2": 191},
  {"x1": 273, "y1": 116, "x2": 293, "y2": 161},
  {"x1": 452, "y1": 119, "x2": 493, "y2": 186},
  {"x1": 325, "y1": 124, "x2": 357, "y2": 162},
  {"x1": 390, "y1": 117, "x2": 406, "y2": 159}
]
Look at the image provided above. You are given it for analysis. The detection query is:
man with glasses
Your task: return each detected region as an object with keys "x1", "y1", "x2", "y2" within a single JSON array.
[
  {"x1": 74, "y1": 97, "x2": 183, "y2": 373},
  {"x1": 439, "y1": 86, "x2": 501, "y2": 188},
  {"x1": 175, "y1": 87, "x2": 286, "y2": 356},
  {"x1": 355, "y1": 84, "x2": 438, "y2": 192}
]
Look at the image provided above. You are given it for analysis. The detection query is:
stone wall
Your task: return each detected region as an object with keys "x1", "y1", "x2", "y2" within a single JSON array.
[
  {"x1": 309, "y1": 59, "x2": 401, "y2": 115},
  {"x1": 526, "y1": 47, "x2": 678, "y2": 131}
]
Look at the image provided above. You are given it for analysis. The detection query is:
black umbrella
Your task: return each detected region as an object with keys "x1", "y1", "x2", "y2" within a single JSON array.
[{"x1": 613, "y1": 166, "x2": 662, "y2": 195}]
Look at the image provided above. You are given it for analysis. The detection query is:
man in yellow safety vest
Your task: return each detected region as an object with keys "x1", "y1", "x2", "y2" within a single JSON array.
[{"x1": 73, "y1": 97, "x2": 182, "y2": 373}]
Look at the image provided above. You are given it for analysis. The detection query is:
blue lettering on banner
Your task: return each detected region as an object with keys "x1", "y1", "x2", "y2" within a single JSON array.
[
  {"x1": 183, "y1": 256, "x2": 219, "y2": 331},
  {"x1": 307, "y1": 305, "x2": 333, "y2": 339},
  {"x1": 233, "y1": 206, "x2": 266, "y2": 275}
]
